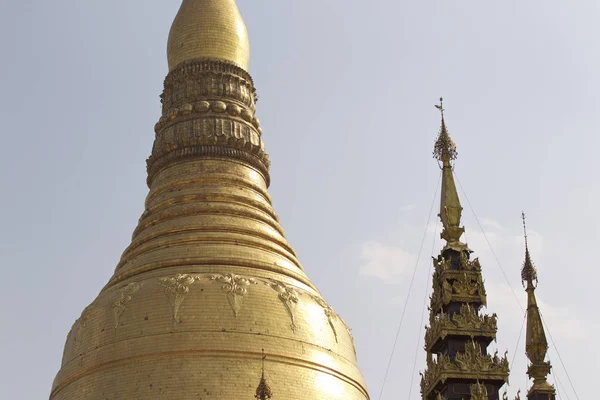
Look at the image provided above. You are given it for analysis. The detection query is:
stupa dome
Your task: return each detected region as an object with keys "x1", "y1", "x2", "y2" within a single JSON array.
[{"x1": 167, "y1": 0, "x2": 250, "y2": 70}]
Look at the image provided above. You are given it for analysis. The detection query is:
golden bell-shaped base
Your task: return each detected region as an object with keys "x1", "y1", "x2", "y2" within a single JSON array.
[{"x1": 50, "y1": 158, "x2": 369, "y2": 399}]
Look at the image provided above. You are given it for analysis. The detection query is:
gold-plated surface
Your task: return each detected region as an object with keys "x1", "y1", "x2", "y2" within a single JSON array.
[
  {"x1": 168, "y1": 0, "x2": 250, "y2": 71},
  {"x1": 49, "y1": 2, "x2": 369, "y2": 399},
  {"x1": 520, "y1": 214, "x2": 556, "y2": 399},
  {"x1": 421, "y1": 101, "x2": 509, "y2": 400}
]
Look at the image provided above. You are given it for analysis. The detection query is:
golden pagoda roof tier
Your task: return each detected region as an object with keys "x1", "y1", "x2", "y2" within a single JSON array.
[
  {"x1": 425, "y1": 303, "x2": 498, "y2": 353},
  {"x1": 168, "y1": 0, "x2": 251, "y2": 71},
  {"x1": 421, "y1": 341, "x2": 510, "y2": 398},
  {"x1": 429, "y1": 268, "x2": 488, "y2": 312}
]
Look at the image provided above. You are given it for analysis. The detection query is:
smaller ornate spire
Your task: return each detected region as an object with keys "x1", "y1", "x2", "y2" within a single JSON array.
[
  {"x1": 521, "y1": 212, "x2": 538, "y2": 286},
  {"x1": 255, "y1": 349, "x2": 273, "y2": 400},
  {"x1": 520, "y1": 214, "x2": 556, "y2": 400},
  {"x1": 433, "y1": 98, "x2": 458, "y2": 163}
]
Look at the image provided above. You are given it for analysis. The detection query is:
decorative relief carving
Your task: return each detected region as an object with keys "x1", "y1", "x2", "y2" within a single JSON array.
[
  {"x1": 162, "y1": 60, "x2": 257, "y2": 111},
  {"x1": 61, "y1": 328, "x2": 74, "y2": 367},
  {"x1": 267, "y1": 281, "x2": 300, "y2": 332},
  {"x1": 159, "y1": 274, "x2": 197, "y2": 324},
  {"x1": 156, "y1": 117, "x2": 260, "y2": 148},
  {"x1": 343, "y1": 320, "x2": 358, "y2": 356},
  {"x1": 311, "y1": 295, "x2": 339, "y2": 343},
  {"x1": 420, "y1": 340, "x2": 509, "y2": 397},
  {"x1": 425, "y1": 304, "x2": 498, "y2": 350},
  {"x1": 211, "y1": 273, "x2": 256, "y2": 317},
  {"x1": 147, "y1": 58, "x2": 270, "y2": 188},
  {"x1": 452, "y1": 272, "x2": 485, "y2": 297},
  {"x1": 433, "y1": 254, "x2": 482, "y2": 275},
  {"x1": 74, "y1": 304, "x2": 95, "y2": 354},
  {"x1": 112, "y1": 282, "x2": 142, "y2": 328},
  {"x1": 430, "y1": 269, "x2": 488, "y2": 311}
]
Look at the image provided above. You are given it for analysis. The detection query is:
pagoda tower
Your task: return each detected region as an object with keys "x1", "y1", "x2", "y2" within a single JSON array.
[
  {"x1": 49, "y1": 1, "x2": 369, "y2": 399},
  {"x1": 520, "y1": 215, "x2": 556, "y2": 400},
  {"x1": 420, "y1": 100, "x2": 510, "y2": 400}
]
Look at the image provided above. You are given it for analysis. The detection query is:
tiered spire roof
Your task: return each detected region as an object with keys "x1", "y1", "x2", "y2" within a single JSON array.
[{"x1": 421, "y1": 99, "x2": 509, "y2": 400}]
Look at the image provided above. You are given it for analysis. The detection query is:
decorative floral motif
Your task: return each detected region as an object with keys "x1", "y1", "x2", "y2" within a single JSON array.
[
  {"x1": 430, "y1": 270, "x2": 488, "y2": 311},
  {"x1": 433, "y1": 116, "x2": 458, "y2": 162},
  {"x1": 112, "y1": 282, "x2": 142, "y2": 328},
  {"x1": 211, "y1": 273, "x2": 256, "y2": 317},
  {"x1": 268, "y1": 281, "x2": 300, "y2": 332},
  {"x1": 312, "y1": 295, "x2": 339, "y2": 343},
  {"x1": 425, "y1": 304, "x2": 498, "y2": 350},
  {"x1": 74, "y1": 304, "x2": 95, "y2": 354},
  {"x1": 159, "y1": 274, "x2": 197, "y2": 324}
]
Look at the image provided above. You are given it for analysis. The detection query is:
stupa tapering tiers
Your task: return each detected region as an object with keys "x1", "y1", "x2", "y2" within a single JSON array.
[
  {"x1": 49, "y1": 1, "x2": 369, "y2": 399},
  {"x1": 420, "y1": 100, "x2": 509, "y2": 400}
]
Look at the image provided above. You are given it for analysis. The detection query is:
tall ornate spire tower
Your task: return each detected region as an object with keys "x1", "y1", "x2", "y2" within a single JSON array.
[
  {"x1": 520, "y1": 214, "x2": 556, "y2": 400},
  {"x1": 49, "y1": 1, "x2": 369, "y2": 399},
  {"x1": 420, "y1": 99, "x2": 509, "y2": 400}
]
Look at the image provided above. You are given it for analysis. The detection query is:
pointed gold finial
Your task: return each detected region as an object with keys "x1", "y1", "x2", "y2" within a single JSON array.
[
  {"x1": 433, "y1": 98, "x2": 465, "y2": 248},
  {"x1": 521, "y1": 212, "x2": 538, "y2": 286},
  {"x1": 435, "y1": 97, "x2": 445, "y2": 118},
  {"x1": 433, "y1": 97, "x2": 458, "y2": 163},
  {"x1": 520, "y1": 215, "x2": 556, "y2": 399},
  {"x1": 255, "y1": 349, "x2": 273, "y2": 400}
]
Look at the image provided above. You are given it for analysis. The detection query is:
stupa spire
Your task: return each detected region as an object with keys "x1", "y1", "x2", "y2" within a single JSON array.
[
  {"x1": 49, "y1": 2, "x2": 369, "y2": 399},
  {"x1": 520, "y1": 213, "x2": 556, "y2": 400},
  {"x1": 433, "y1": 98, "x2": 465, "y2": 251},
  {"x1": 421, "y1": 100, "x2": 509, "y2": 400}
]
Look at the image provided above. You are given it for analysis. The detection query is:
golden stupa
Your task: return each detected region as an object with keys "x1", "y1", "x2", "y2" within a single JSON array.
[{"x1": 49, "y1": 1, "x2": 369, "y2": 399}]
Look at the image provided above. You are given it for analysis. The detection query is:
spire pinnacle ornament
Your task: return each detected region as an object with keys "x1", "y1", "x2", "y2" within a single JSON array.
[
  {"x1": 433, "y1": 97, "x2": 458, "y2": 163},
  {"x1": 255, "y1": 349, "x2": 273, "y2": 400},
  {"x1": 521, "y1": 212, "x2": 538, "y2": 286},
  {"x1": 433, "y1": 98, "x2": 465, "y2": 249}
]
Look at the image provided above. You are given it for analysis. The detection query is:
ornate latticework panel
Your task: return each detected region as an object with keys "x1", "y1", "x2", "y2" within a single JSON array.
[{"x1": 429, "y1": 257, "x2": 488, "y2": 313}]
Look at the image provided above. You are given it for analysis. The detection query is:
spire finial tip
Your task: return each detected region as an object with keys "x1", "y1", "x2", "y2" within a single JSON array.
[{"x1": 522, "y1": 211, "x2": 529, "y2": 249}]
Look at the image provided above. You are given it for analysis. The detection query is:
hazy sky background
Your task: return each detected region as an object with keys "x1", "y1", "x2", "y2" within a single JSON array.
[{"x1": 0, "y1": 0, "x2": 598, "y2": 399}]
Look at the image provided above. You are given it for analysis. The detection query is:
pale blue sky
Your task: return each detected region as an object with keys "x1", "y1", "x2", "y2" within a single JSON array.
[{"x1": 0, "y1": 1, "x2": 597, "y2": 399}]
